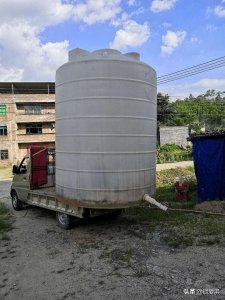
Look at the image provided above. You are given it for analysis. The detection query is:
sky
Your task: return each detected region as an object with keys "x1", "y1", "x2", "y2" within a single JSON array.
[{"x1": 0, "y1": 0, "x2": 225, "y2": 99}]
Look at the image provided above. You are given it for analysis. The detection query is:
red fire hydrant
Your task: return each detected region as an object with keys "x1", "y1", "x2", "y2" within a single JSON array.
[{"x1": 175, "y1": 177, "x2": 189, "y2": 201}]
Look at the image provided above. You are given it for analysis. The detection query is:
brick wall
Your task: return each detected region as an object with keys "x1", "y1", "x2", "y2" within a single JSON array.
[
  {"x1": 0, "y1": 88, "x2": 55, "y2": 165},
  {"x1": 0, "y1": 95, "x2": 16, "y2": 165}
]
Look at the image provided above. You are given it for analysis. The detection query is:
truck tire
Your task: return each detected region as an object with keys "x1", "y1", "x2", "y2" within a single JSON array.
[
  {"x1": 56, "y1": 212, "x2": 72, "y2": 229},
  {"x1": 11, "y1": 191, "x2": 23, "y2": 211}
]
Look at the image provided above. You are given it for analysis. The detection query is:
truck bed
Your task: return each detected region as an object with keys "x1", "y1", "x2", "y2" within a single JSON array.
[
  {"x1": 31, "y1": 186, "x2": 56, "y2": 197},
  {"x1": 27, "y1": 187, "x2": 85, "y2": 218},
  {"x1": 27, "y1": 187, "x2": 117, "y2": 219}
]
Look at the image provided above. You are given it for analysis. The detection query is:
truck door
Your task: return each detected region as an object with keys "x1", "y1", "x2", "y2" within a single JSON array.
[
  {"x1": 31, "y1": 146, "x2": 48, "y2": 188},
  {"x1": 13, "y1": 156, "x2": 30, "y2": 201}
]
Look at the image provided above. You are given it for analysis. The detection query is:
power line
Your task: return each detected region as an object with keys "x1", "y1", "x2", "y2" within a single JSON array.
[
  {"x1": 158, "y1": 62, "x2": 225, "y2": 84},
  {"x1": 158, "y1": 63, "x2": 225, "y2": 84},
  {"x1": 158, "y1": 56, "x2": 225, "y2": 79},
  {"x1": 158, "y1": 61, "x2": 225, "y2": 82},
  {"x1": 158, "y1": 56, "x2": 225, "y2": 80},
  {"x1": 157, "y1": 55, "x2": 225, "y2": 85}
]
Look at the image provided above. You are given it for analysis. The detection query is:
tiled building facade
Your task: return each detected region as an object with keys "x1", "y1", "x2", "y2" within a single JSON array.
[{"x1": 0, "y1": 82, "x2": 55, "y2": 165}]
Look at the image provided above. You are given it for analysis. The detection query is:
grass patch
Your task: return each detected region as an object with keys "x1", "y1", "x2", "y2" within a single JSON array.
[
  {"x1": 124, "y1": 208, "x2": 225, "y2": 248},
  {"x1": 157, "y1": 144, "x2": 193, "y2": 164},
  {"x1": 156, "y1": 166, "x2": 197, "y2": 207},
  {"x1": 124, "y1": 167, "x2": 225, "y2": 248},
  {"x1": 0, "y1": 203, "x2": 12, "y2": 240},
  {"x1": 156, "y1": 166, "x2": 195, "y2": 185}
]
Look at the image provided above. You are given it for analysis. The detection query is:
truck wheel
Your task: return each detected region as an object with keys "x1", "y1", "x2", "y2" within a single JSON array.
[
  {"x1": 11, "y1": 192, "x2": 23, "y2": 211},
  {"x1": 56, "y1": 212, "x2": 72, "y2": 229}
]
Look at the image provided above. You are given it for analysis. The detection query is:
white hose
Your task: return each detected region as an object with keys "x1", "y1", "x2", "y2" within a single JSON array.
[{"x1": 143, "y1": 194, "x2": 168, "y2": 211}]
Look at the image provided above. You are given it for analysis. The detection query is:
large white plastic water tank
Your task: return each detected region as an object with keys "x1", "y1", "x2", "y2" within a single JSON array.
[{"x1": 55, "y1": 48, "x2": 157, "y2": 208}]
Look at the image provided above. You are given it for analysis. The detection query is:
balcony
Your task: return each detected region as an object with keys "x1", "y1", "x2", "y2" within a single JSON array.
[
  {"x1": 13, "y1": 94, "x2": 55, "y2": 104},
  {"x1": 17, "y1": 133, "x2": 55, "y2": 143},
  {"x1": 16, "y1": 113, "x2": 55, "y2": 123}
]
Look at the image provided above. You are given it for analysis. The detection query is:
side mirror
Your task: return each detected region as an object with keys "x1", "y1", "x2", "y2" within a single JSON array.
[
  {"x1": 12, "y1": 165, "x2": 18, "y2": 174},
  {"x1": 20, "y1": 165, "x2": 27, "y2": 174}
]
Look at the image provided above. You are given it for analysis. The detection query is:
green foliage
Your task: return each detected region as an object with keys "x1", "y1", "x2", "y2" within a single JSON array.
[
  {"x1": 156, "y1": 166, "x2": 195, "y2": 186},
  {"x1": 157, "y1": 93, "x2": 175, "y2": 126},
  {"x1": 156, "y1": 166, "x2": 197, "y2": 205},
  {"x1": 157, "y1": 144, "x2": 193, "y2": 163},
  {"x1": 158, "y1": 143, "x2": 181, "y2": 152},
  {"x1": 157, "y1": 89, "x2": 225, "y2": 133},
  {"x1": 0, "y1": 203, "x2": 12, "y2": 240}
]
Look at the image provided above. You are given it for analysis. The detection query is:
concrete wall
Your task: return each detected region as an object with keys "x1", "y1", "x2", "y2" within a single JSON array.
[{"x1": 159, "y1": 126, "x2": 189, "y2": 148}]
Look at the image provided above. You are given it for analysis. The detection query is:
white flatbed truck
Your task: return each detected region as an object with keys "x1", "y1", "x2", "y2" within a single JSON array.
[{"x1": 10, "y1": 147, "x2": 121, "y2": 229}]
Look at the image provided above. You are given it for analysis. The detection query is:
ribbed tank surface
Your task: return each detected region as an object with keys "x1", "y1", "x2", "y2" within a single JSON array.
[{"x1": 55, "y1": 48, "x2": 157, "y2": 208}]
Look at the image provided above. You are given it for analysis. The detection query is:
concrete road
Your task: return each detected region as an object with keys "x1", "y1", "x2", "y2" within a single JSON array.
[
  {"x1": 156, "y1": 161, "x2": 193, "y2": 171},
  {"x1": 0, "y1": 180, "x2": 12, "y2": 199}
]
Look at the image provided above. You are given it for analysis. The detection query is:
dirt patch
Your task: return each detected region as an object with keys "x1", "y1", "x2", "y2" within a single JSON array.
[
  {"x1": 1, "y1": 196, "x2": 225, "y2": 299},
  {"x1": 195, "y1": 201, "x2": 225, "y2": 214},
  {"x1": 156, "y1": 161, "x2": 193, "y2": 171}
]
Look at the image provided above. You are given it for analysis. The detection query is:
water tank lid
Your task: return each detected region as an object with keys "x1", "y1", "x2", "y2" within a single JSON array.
[
  {"x1": 69, "y1": 48, "x2": 90, "y2": 61},
  {"x1": 68, "y1": 48, "x2": 142, "y2": 63},
  {"x1": 92, "y1": 49, "x2": 121, "y2": 56},
  {"x1": 124, "y1": 52, "x2": 140, "y2": 61}
]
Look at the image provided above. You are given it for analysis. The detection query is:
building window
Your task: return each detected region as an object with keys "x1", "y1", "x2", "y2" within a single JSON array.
[
  {"x1": 26, "y1": 123, "x2": 42, "y2": 134},
  {"x1": 0, "y1": 126, "x2": 7, "y2": 135},
  {"x1": 0, "y1": 105, "x2": 6, "y2": 116},
  {"x1": 0, "y1": 150, "x2": 8, "y2": 160},
  {"x1": 24, "y1": 105, "x2": 41, "y2": 115}
]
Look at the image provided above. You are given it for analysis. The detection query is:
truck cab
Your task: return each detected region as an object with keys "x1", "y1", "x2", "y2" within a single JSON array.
[
  {"x1": 10, "y1": 146, "x2": 55, "y2": 211},
  {"x1": 11, "y1": 154, "x2": 31, "y2": 206}
]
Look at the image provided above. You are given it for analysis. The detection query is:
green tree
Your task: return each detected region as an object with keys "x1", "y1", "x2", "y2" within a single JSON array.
[
  {"x1": 171, "y1": 90, "x2": 225, "y2": 133},
  {"x1": 157, "y1": 93, "x2": 175, "y2": 126}
]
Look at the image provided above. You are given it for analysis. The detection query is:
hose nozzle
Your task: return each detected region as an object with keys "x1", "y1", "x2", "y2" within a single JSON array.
[{"x1": 143, "y1": 194, "x2": 168, "y2": 211}]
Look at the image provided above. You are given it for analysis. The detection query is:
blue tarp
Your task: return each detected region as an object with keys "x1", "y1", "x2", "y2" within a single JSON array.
[{"x1": 191, "y1": 134, "x2": 225, "y2": 203}]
